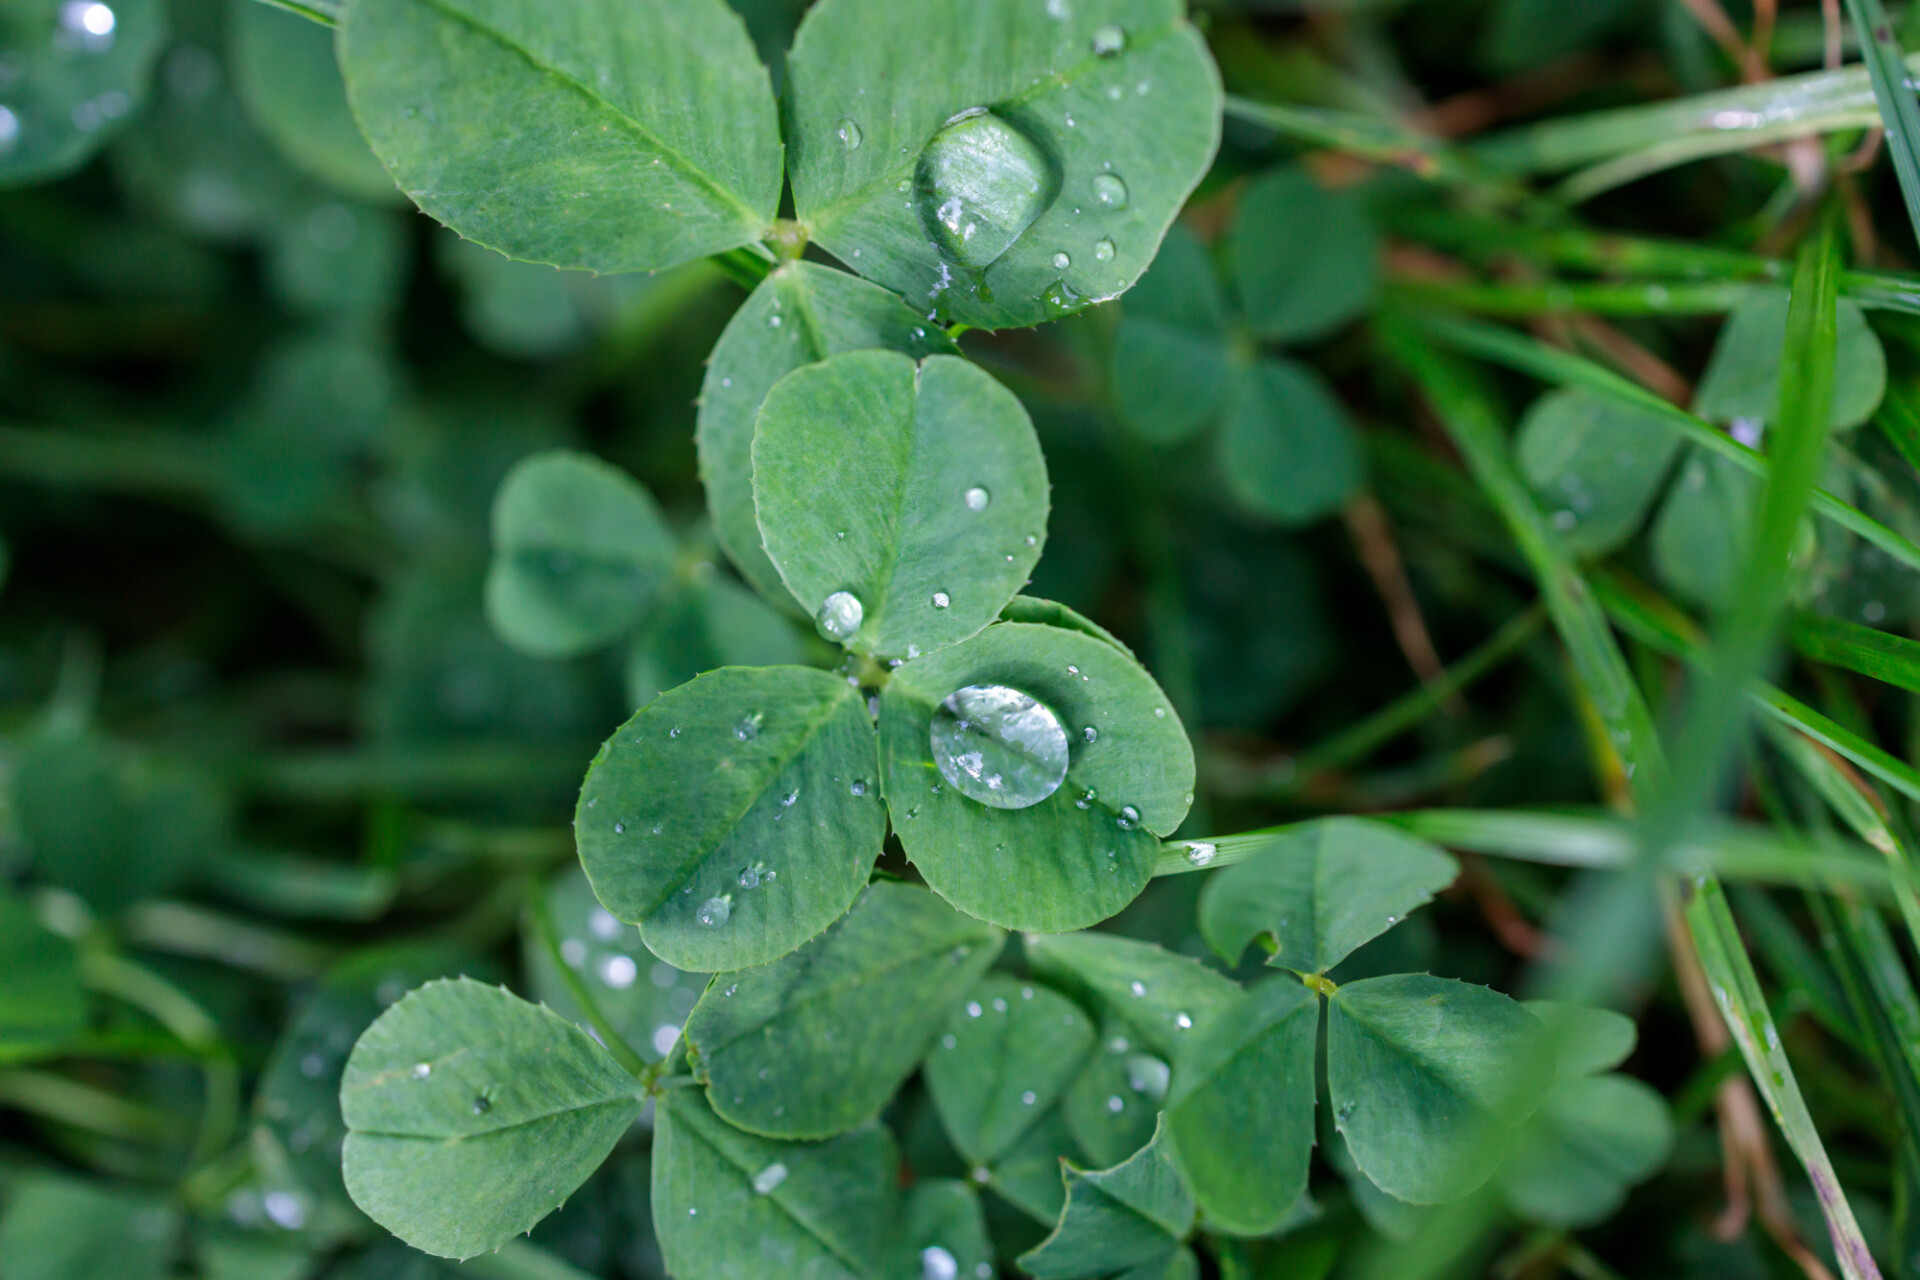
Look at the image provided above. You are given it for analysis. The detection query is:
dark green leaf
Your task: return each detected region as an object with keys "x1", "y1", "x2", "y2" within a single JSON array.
[
  {"x1": 1496, "y1": 1074, "x2": 1673, "y2": 1227},
  {"x1": 926, "y1": 975, "x2": 1095, "y2": 1167},
  {"x1": 652, "y1": 1087, "x2": 897, "y2": 1280},
  {"x1": 624, "y1": 576, "x2": 807, "y2": 708},
  {"x1": 752, "y1": 351, "x2": 1048, "y2": 658},
  {"x1": 341, "y1": 978, "x2": 645, "y2": 1259},
  {"x1": 0, "y1": 894, "x2": 83, "y2": 1062},
  {"x1": 577, "y1": 665, "x2": 884, "y2": 973},
  {"x1": 1325, "y1": 974, "x2": 1547, "y2": 1204},
  {"x1": 1196, "y1": 819, "x2": 1458, "y2": 974},
  {"x1": 786, "y1": 0, "x2": 1222, "y2": 329},
  {"x1": 1523, "y1": 1000, "x2": 1636, "y2": 1079},
  {"x1": 999, "y1": 595, "x2": 1136, "y2": 658},
  {"x1": 0, "y1": 1176, "x2": 178, "y2": 1280},
  {"x1": 1649, "y1": 448, "x2": 1763, "y2": 613},
  {"x1": 1026, "y1": 930, "x2": 1239, "y2": 1057},
  {"x1": 985, "y1": 1106, "x2": 1087, "y2": 1225},
  {"x1": 0, "y1": 0, "x2": 167, "y2": 188},
  {"x1": 1165, "y1": 977, "x2": 1319, "y2": 1235},
  {"x1": 1514, "y1": 388, "x2": 1685, "y2": 556},
  {"x1": 879, "y1": 622, "x2": 1194, "y2": 932},
  {"x1": 1694, "y1": 290, "x2": 1886, "y2": 432},
  {"x1": 1111, "y1": 226, "x2": 1232, "y2": 445},
  {"x1": 230, "y1": 0, "x2": 398, "y2": 202},
  {"x1": 1230, "y1": 166, "x2": 1378, "y2": 344},
  {"x1": 338, "y1": 0, "x2": 782, "y2": 272},
  {"x1": 1061, "y1": 1018, "x2": 1165, "y2": 1168},
  {"x1": 1218, "y1": 360, "x2": 1362, "y2": 525},
  {"x1": 1017, "y1": 1116, "x2": 1194, "y2": 1280},
  {"x1": 697, "y1": 262, "x2": 956, "y2": 608},
  {"x1": 899, "y1": 1180, "x2": 994, "y2": 1280},
  {"x1": 687, "y1": 881, "x2": 1002, "y2": 1139},
  {"x1": 485, "y1": 451, "x2": 678, "y2": 658}
]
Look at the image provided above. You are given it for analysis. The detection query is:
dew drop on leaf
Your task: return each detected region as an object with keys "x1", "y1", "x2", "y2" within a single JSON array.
[
  {"x1": 836, "y1": 118, "x2": 863, "y2": 150},
  {"x1": 696, "y1": 896, "x2": 731, "y2": 928},
  {"x1": 1093, "y1": 237, "x2": 1116, "y2": 262},
  {"x1": 1091, "y1": 23, "x2": 1126, "y2": 56},
  {"x1": 1125, "y1": 1053, "x2": 1170, "y2": 1102},
  {"x1": 1184, "y1": 841, "x2": 1216, "y2": 866},
  {"x1": 930, "y1": 684, "x2": 1070, "y2": 809},
  {"x1": 816, "y1": 590, "x2": 864, "y2": 643},
  {"x1": 964, "y1": 485, "x2": 991, "y2": 511},
  {"x1": 1116, "y1": 804, "x2": 1140, "y2": 830},
  {"x1": 1091, "y1": 172, "x2": 1129, "y2": 210},
  {"x1": 931, "y1": 591, "x2": 951, "y2": 609},
  {"x1": 752, "y1": 1162, "x2": 789, "y2": 1194},
  {"x1": 1082, "y1": 726, "x2": 1098, "y2": 744},
  {"x1": 410, "y1": 1062, "x2": 431, "y2": 1080},
  {"x1": 916, "y1": 109, "x2": 1059, "y2": 270},
  {"x1": 1043, "y1": 279, "x2": 1081, "y2": 316},
  {"x1": 921, "y1": 1246, "x2": 960, "y2": 1280},
  {"x1": 734, "y1": 713, "x2": 762, "y2": 741},
  {"x1": 471, "y1": 1095, "x2": 491, "y2": 1116},
  {"x1": 1051, "y1": 251, "x2": 1070, "y2": 270}
]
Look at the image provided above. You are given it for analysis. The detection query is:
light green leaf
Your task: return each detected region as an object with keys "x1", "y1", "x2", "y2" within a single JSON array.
[
  {"x1": 229, "y1": 0, "x2": 398, "y2": 202},
  {"x1": 438, "y1": 237, "x2": 590, "y2": 359},
  {"x1": 258, "y1": 943, "x2": 488, "y2": 1215},
  {"x1": 1196, "y1": 818, "x2": 1458, "y2": 974},
  {"x1": 1111, "y1": 225, "x2": 1233, "y2": 446},
  {"x1": 1017, "y1": 1116, "x2": 1194, "y2": 1280},
  {"x1": 0, "y1": 1176, "x2": 178, "y2": 1280},
  {"x1": 0, "y1": 895, "x2": 83, "y2": 1062},
  {"x1": 878, "y1": 622, "x2": 1194, "y2": 932},
  {"x1": 1026, "y1": 930, "x2": 1239, "y2": 1058},
  {"x1": 576, "y1": 665, "x2": 885, "y2": 973},
  {"x1": 786, "y1": 0, "x2": 1222, "y2": 329},
  {"x1": 999, "y1": 595, "x2": 1136, "y2": 658},
  {"x1": 652, "y1": 1087, "x2": 897, "y2": 1280},
  {"x1": 1514, "y1": 388, "x2": 1686, "y2": 556},
  {"x1": 1325, "y1": 974, "x2": 1548, "y2": 1204},
  {"x1": 0, "y1": 0, "x2": 167, "y2": 188},
  {"x1": 1522, "y1": 1000, "x2": 1637, "y2": 1080},
  {"x1": 341, "y1": 978, "x2": 645, "y2": 1260},
  {"x1": 1218, "y1": 360, "x2": 1362, "y2": 525},
  {"x1": 523, "y1": 868, "x2": 704, "y2": 1063},
  {"x1": 14, "y1": 733, "x2": 227, "y2": 913},
  {"x1": 484, "y1": 451, "x2": 677, "y2": 658},
  {"x1": 1165, "y1": 977, "x2": 1319, "y2": 1235},
  {"x1": 1649, "y1": 448, "x2": 1762, "y2": 613},
  {"x1": 1230, "y1": 165, "x2": 1378, "y2": 344},
  {"x1": 338, "y1": 0, "x2": 782, "y2": 273},
  {"x1": 1061, "y1": 1019, "x2": 1165, "y2": 1168},
  {"x1": 624, "y1": 576, "x2": 807, "y2": 708},
  {"x1": 926, "y1": 975, "x2": 1095, "y2": 1167},
  {"x1": 899, "y1": 1181, "x2": 994, "y2": 1280},
  {"x1": 687, "y1": 882, "x2": 1003, "y2": 1139},
  {"x1": 752, "y1": 351, "x2": 1048, "y2": 658},
  {"x1": 266, "y1": 198, "x2": 411, "y2": 320},
  {"x1": 1495, "y1": 1074, "x2": 1673, "y2": 1228},
  {"x1": 1694, "y1": 289, "x2": 1886, "y2": 432},
  {"x1": 697, "y1": 262, "x2": 956, "y2": 608}
]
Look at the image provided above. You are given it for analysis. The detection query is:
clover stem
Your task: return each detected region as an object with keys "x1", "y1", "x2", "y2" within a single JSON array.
[
  {"x1": 1301, "y1": 972, "x2": 1339, "y2": 999},
  {"x1": 526, "y1": 880, "x2": 650, "y2": 1079}
]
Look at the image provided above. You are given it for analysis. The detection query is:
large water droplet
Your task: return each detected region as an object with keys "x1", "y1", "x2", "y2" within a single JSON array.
[
  {"x1": 921, "y1": 1246, "x2": 959, "y2": 1280},
  {"x1": 916, "y1": 110, "x2": 1059, "y2": 270},
  {"x1": 1091, "y1": 173, "x2": 1129, "y2": 210},
  {"x1": 697, "y1": 897, "x2": 732, "y2": 928},
  {"x1": 964, "y1": 485, "x2": 991, "y2": 511},
  {"x1": 1091, "y1": 23, "x2": 1126, "y2": 56},
  {"x1": 752, "y1": 1162, "x2": 789, "y2": 1194},
  {"x1": 931, "y1": 684, "x2": 1070, "y2": 809},
  {"x1": 836, "y1": 118, "x2": 863, "y2": 150},
  {"x1": 931, "y1": 591, "x2": 951, "y2": 609},
  {"x1": 816, "y1": 591, "x2": 864, "y2": 644},
  {"x1": 1184, "y1": 841, "x2": 1217, "y2": 866}
]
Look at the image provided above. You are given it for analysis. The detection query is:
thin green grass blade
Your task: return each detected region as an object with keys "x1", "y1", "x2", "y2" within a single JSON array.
[
  {"x1": 1407, "y1": 309, "x2": 1920, "y2": 574},
  {"x1": 1844, "y1": 0, "x2": 1920, "y2": 245},
  {"x1": 245, "y1": 0, "x2": 338, "y2": 25},
  {"x1": 1791, "y1": 611, "x2": 1920, "y2": 693}
]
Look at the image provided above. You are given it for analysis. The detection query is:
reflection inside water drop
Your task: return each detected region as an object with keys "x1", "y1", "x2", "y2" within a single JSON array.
[
  {"x1": 930, "y1": 684, "x2": 1070, "y2": 810},
  {"x1": 916, "y1": 109, "x2": 1059, "y2": 271}
]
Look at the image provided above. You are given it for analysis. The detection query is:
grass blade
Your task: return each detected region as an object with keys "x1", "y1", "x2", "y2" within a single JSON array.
[{"x1": 1844, "y1": 0, "x2": 1920, "y2": 244}]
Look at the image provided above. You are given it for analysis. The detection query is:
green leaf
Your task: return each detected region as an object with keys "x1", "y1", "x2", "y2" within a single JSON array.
[
  {"x1": 1230, "y1": 165, "x2": 1379, "y2": 344},
  {"x1": 258, "y1": 943, "x2": 489, "y2": 1215},
  {"x1": 266, "y1": 197, "x2": 411, "y2": 320},
  {"x1": 899, "y1": 1180, "x2": 995, "y2": 1280},
  {"x1": 878, "y1": 622, "x2": 1194, "y2": 932},
  {"x1": 1196, "y1": 818, "x2": 1458, "y2": 974},
  {"x1": 687, "y1": 881, "x2": 1003, "y2": 1139},
  {"x1": 340, "y1": 978, "x2": 645, "y2": 1259},
  {"x1": 1000, "y1": 595, "x2": 1136, "y2": 657},
  {"x1": 1325, "y1": 974, "x2": 1548, "y2": 1204},
  {"x1": 625, "y1": 576, "x2": 807, "y2": 708},
  {"x1": 1165, "y1": 977, "x2": 1319, "y2": 1235},
  {"x1": 697, "y1": 262, "x2": 956, "y2": 609},
  {"x1": 652, "y1": 1087, "x2": 897, "y2": 1280},
  {"x1": 1217, "y1": 360, "x2": 1362, "y2": 526},
  {"x1": 576, "y1": 665, "x2": 885, "y2": 973},
  {"x1": 1061, "y1": 1019, "x2": 1166, "y2": 1168},
  {"x1": 926, "y1": 975, "x2": 1095, "y2": 1166},
  {"x1": 0, "y1": 0, "x2": 168, "y2": 188},
  {"x1": 1111, "y1": 225, "x2": 1233, "y2": 446},
  {"x1": 985, "y1": 1106, "x2": 1087, "y2": 1225},
  {"x1": 1017, "y1": 1116, "x2": 1194, "y2": 1280},
  {"x1": 1514, "y1": 388, "x2": 1685, "y2": 556},
  {"x1": 752, "y1": 351, "x2": 1048, "y2": 658},
  {"x1": 337, "y1": 0, "x2": 782, "y2": 273},
  {"x1": 1649, "y1": 448, "x2": 1763, "y2": 613},
  {"x1": 522, "y1": 868, "x2": 705, "y2": 1063},
  {"x1": 230, "y1": 0, "x2": 398, "y2": 202},
  {"x1": 0, "y1": 895, "x2": 83, "y2": 1062},
  {"x1": 1495, "y1": 1074, "x2": 1673, "y2": 1228},
  {"x1": 1026, "y1": 930, "x2": 1239, "y2": 1058},
  {"x1": 0, "y1": 1176, "x2": 178, "y2": 1280},
  {"x1": 484, "y1": 451, "x2": 677, "y2": 658},
  {"x1": 785, "y1": 0, "x2": 1222, "y2": 329},
  {"x1": 14, "y1": 734, "x2": 227, "y2": 913},
  {"x1": 1522, "y1": 1000, "x2": 1636, "y2": 1079},
  {"x1": 1694, "y1": 289, "x2": 1886, "y2": 432}
]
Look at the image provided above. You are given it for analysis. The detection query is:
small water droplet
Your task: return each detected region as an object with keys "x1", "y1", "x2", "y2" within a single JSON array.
[
  {"x1": 836, "y1": 118, "x2": 863, "y2": 150},
  {"x1": 697, "y1": 897, "x2": 732, "y2": 928},
  {"x1": 850, "y1": 779, "x2": 868, "y2": 797},
  {"x1": 1093, "y1": 238, "x2": 1115, "y2": 262},
  {"x1": 1117, "y1": 805, "x2": 1140, "y2": 830},
  {"x1": 922, "y1": 1246, "x2": 960, "y2": 1280},
  {"x1": 669, "y1": 726, "x2": 682, "y2": 738},
  {"x1": 1020, "y1": 1090, "x2": 1037, "y2": 1106},
  {"x1": 1076, "y1": 788, "x2": 1096, "y2": 810},
  {"x1": 931, "y1": 591, "x2": 951, "y2": 609},
  {"x1": 964, "y1": 485, "x2": 991, "y2": 511},
  {"x1": 1082, "y1": 726, "x2": 1098, "y2": 744},
  {"x1": 1091, "y1": 23, "x2": 1126, "y2": 56},
  {"x1": 411, "y1": 1062, "x2": 431, "y2": 1080},
  {"x1": 1152, "y1": 707, "x2": 1167, "y2": 719},
  {"x1": 931, "y1": 684, "x2": 1071, "y2": 809},
  {"x1": 966, "y1": 1001, "x2": 983, "y2": 1018},
  {"x1": 1184, "y1": 841, "x2": 1217, "y2": 866},
  {"x1": 1125, "y1": 1054, "x2": 1170, "y2": 1101},
  {"x1": 1129, "y1": 980, "x2": 1147, "y2": 997},
  {"x1": 1174, "y1": 1011, "x2": 1192, "y2": 1029},
  {"x1": 753, "y1": 1162, "x2": 789, "y2": 1194},
  {"x1": 1051, "y1": 251, "x2": 1071, "y2": 270},
  {"x1": 738, "y1": 865, "x2": 762, "y2": 890},
  {"x1": 600, "y1": 955, "x2": 638, "y2": 989},
  {"x1": 942, "y1": 1034, "x2": 958, "y2": 1049},
  {"x1": 613, "y1": 821, "x2": 626, "y2": 835},
  {"x1": 471, "y1": 1095, "x2": 491, "y2": 1116},
  {"x1": 1091, "y1": 173, "x2": 1129, "y2": 210},
  {"x1": 735, "y1": 713, "x2": 763, "y2": 741},
  {"x1": 816, "y1": 591, "x2": 864, "y2": 643},
  {"x1": 1044, "y1": 279, "x2": 1081, "y2": 316},
  {"x1": 1107, "y1": 1094, "x2": 1125, "y2": 1113}
]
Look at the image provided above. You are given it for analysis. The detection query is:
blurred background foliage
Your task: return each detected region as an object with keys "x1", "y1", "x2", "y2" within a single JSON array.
[{"x1": 7, "y1": 0, "x2": 1920, "y2": 1277}]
